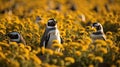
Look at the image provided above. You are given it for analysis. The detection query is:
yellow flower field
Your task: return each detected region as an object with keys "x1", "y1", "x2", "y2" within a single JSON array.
[{"x1": 0, "y1": 0, "x2": 120, "y2": 67}]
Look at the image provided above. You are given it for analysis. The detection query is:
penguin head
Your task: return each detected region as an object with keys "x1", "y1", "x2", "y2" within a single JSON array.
[
  {"x1": 7, "y1": 32, "x2": 20, "y2": 39},
  {"x1": 91, "y1": 22, "x2": 103, "y2": 31},
  {"x1": 47, "y1": 18, "x2": 57, "y2": 27}
]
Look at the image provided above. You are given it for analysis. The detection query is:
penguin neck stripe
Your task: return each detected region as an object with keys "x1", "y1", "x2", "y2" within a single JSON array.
[{"x1": 47, "y1": 25, "x2": 57, "y2": 28}]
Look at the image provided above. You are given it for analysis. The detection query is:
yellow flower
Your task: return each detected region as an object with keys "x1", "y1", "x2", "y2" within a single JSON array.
[
  {"x1": 51, "y1": 59, "x2": 58, "y2": 64},
  {"x1": 111, "y1": 64, "x2": 117, "y2": 67},
  {"x1": 89, "y1": 45, "x2": 95, "y2": 50},
  {"x1": 94, "y1": 40, "x2": 107, "y2": 47},
  {"x1": 111, "y1": 46, "x2": 119, "y2": 53},
  {"x1": 75, "y1": 51, "x2": 81, "y2": 56},
  {"x1": 77, "y1": 39, "x2": 84, "y2": 44},
  {"x1": 45, "y1": 49, "x2": 53, "y2": 55},
  {"x1": 61, "y1": 31, "x2": 66, "y2": 36},
  {"x1": 60, "y1": 60, "x2": 65, "y2": 66},
  {"x1": 107, "y1": 36, "x2": 113, "y2": 40},
  {"x1": 90, "y1": 28, "x2": 96, "y2": 32},
  {"x1": 79, "y1": 31, "x2": 86, "y2": 35},
  {"x1": 71, "y1": 35, "x2": 76, "y2": 39},
  {"x1": 106, "y1": 31, "x2": 112, "y2": 35},
  {"x1": 52, "y1": 40, "x2": 59, "y2": 44},
  {"x1": 50, "y1": 65, "x2": 59, "y2": 67},
  {"x1": 82, "y1": 45, "x2": 89, "y2": 51},
  {"x1": 0, "y1": 46, "x2": 2, "y2": 51},
  {"x1": 16, "y1": 55, "x2": 25, "y2": 60},
  {"x1": 0, "y1": 52, "x2": 5, "y2": 59},
  {"x1": 66, "y1": 38, "x2": 72, "y2": 42},
  {"x1": 25, "y1": 45, "x2": 32, "y2": 51},
  {"x1": 96, "y1": 44, "x2": 102, "y2": 48},
  {"x1": 13, "y1": 29, "x2": 18, "y2": 32},
  {"x1": 106, "y1": 39, "x2": 113, "y2": 46},
  {"x1": 2, "y1": 40, "x2": 8, "y2": 43},
  {"x1": 35, "y1": 33, "x2": 40, "y2": 38},
  {"x1": 0, "y1": 24, "x2": 6, "y2": 29},
  {"x1": 69, "y1": 42, "x2": 79, "y2": 47},
  {"x1": 88, "y1": 53, "x2": 95, "y2": 60},
  {"x1": 89, "y1": 64, "x2": 94, "y2": 67},
  {"x1": 86, "y1": 26, "x2": 91, "y2": 30},
  {"x1": 65, "y1": 57, "x2": 75, "y2": 63},
  {"x1": 9, "y1": 42, "x2": 18, "y2": 47},
  {"x1": 65, "y1": 24, "x2": 71, "y2": 29},
  {"x1": 9, "y1": 60, "x2": 20, "y2": 67},
  {"x1": 95, "y1": 56, "x2": 103, "y2": 63},
  {"x1": 42, "y1": 63, "x2": 51, "y2": 67},
  {"x1": 41, "y1": 47, "x2": 45, "y2": 54},
  {"x1": 116, "y1": 60, "x2": 120, "y2": 64},
  {"x1": 79, "y1": 28, "x2": 85, "y2": 31},
  {"x1": 19, "y1": 43, "x2": 25, "y2": 48},
  {"x1": 35, "y1": 48, "x2": 41, "y2": 53},
  {"x1": 31, "y1": 50, "x2": 37, "y2": 54},
  {"x1": 84, "y1": 37, "x2": 92, "y2": 45},
  {"x1": 23, "y1": 48, "x2": 29, "y2": 56},
  {"x1": 63, "y1": 43, "x2": 68, "y2": 47},
  {"x1": 26, "y1": 33, "x2": 32, "y2": 39},
  {"x1": 98, "y1": 47, "x2": 108, "y2": 54},
  {"x1": 66, "y1": 15, "x2": 72, "y2": 19},
  {"x1": 33, "y1": 24, "x2": 39, "y2": 31},
  {"x1": 54, "y1": 51, "x2": 63, "y2": 56},
  {"x1": 117, "y1": 28, "x2": 120, "y2": 32},
  {"x1": 0, "y1": 30, "x2": 5, "y2": 34},
  {"x1": 112, "y1": 55, "x2": 115, "y2": 61},
  {"x1": 52, "y1": 44, "x2": 63, "y2": 48},
  {"x1": 14, "y1": 26, "x2": 20, "y2": 30},
  {"x1": 30, "y1": 55, "x2": 42, "y2": 64},
  {"x1": 0, "y1": 42, "x2": 9, "y2": 47}
]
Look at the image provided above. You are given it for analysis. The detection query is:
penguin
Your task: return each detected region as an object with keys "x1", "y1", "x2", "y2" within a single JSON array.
[
  {"x1": 40, "y1": 18, "x2": 63, "y2": 50},
  {"x1": 6, "y1": 31, "x2": 26, "y2": 45},
  {"x1": 104, "y1": 4, "x2": 110, "y2": 12},
  {"x1": 90, "y1": 22, "x2": 106, "y2": 41},
  {"x1": 35, "y1": 16, "x2": 41, "y2": 23},
  {"x1": 79, "y1": 14, "x2": 86, "y2": 22},
  {"x1": 54, "y1": 4, "x2": 61, "y2": 11},
  {"x1": 70, "y1": 4, "x2": 76, "y2": 11},
  {"x1": 93, "y1": 5, "x2": 100, "y2": 13}
]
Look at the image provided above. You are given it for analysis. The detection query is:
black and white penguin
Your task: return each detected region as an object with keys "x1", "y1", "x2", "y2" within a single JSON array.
[
  {"x1": 90, "y1": 22, "x2": 106, "y2": 41},
  {"x1": 35, "y1": 16, "x2": 41, "y2": 23},
  {"x1": 6, "y1": 31, "x2": 26, "y2": 45},
  {"x1": 40, "y1": 18, "x2": 63, "y2": 50}
]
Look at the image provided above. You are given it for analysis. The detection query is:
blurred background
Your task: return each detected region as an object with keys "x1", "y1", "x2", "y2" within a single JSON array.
[{"x1": 0, "y1": 0, "x2": 120, "y2": 18}]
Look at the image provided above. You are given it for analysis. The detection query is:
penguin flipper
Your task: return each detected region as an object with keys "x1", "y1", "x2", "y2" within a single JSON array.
[
  {"x1": 60, "y1": 37, "x2": 63, "y2": 44},
  {"x1": 102, "y1": 35, "x2": 106, "y2": 41},
  {"x1": 45, "y1": 34, "x2": 50, "y2": 48},
  {"x1": 40, "y1": 29, "x2": 48, "y2": 47}
]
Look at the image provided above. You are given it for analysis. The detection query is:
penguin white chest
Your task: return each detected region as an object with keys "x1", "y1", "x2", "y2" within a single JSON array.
[{"x1": 47, "y1": 30, "x2": 61, "y2": 48}]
